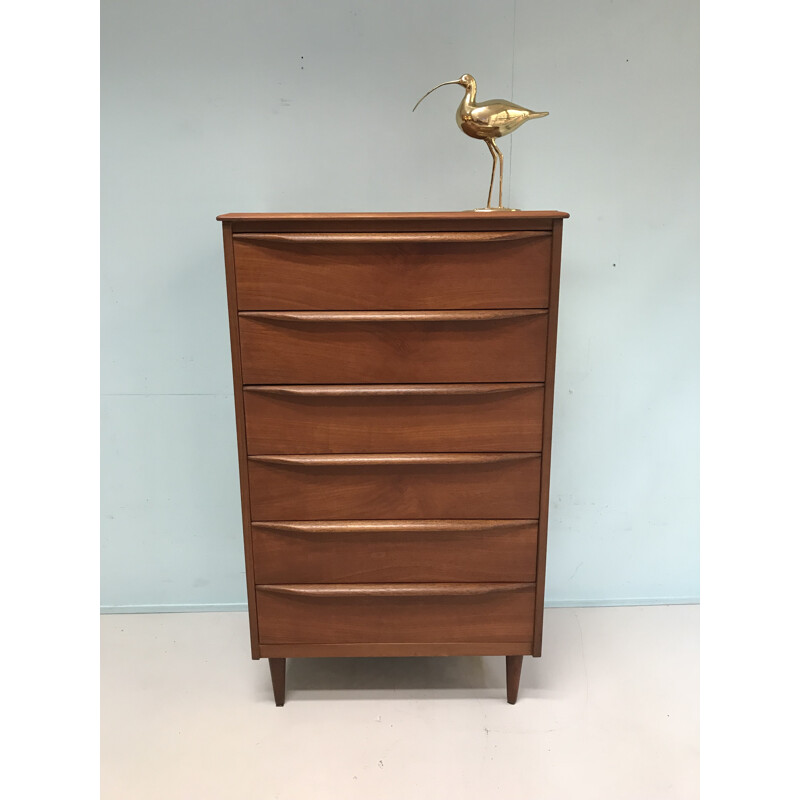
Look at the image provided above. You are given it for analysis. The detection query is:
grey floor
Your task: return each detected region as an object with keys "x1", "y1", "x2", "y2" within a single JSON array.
[{"x1": 101, "y1": 605, "x2": 698, "y2": 799}]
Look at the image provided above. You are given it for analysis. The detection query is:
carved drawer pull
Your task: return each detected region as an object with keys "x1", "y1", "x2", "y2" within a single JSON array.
[
  {"x1": 243, "y1": 383, "x2": 539, "y2": 398},
  {"x1": 248, "y1": 453, "x2": 538, "y2": 467},
  {"x1": 239, "y1": 309, "x2": 545, "y2": 324},
  {"x1": 257, "y1": 583, "x2": 534, "y2": 598},
  {"x1": 251, "y1": 519, "x2": 537, "y2": 534},
  {"x1": 233, "y1": 231, "x2": 550, "y2": 244}
]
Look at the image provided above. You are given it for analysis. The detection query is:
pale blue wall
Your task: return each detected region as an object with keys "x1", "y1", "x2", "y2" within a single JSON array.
[{"x1": 101, "y1": 0, "x2": 698, "y2": 611}]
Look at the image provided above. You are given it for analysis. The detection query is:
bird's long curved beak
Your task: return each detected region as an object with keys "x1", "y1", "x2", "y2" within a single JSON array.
[
  {"x1": 530, "y1": 111, "x2": 549, "y2": 118},
  {"x1": 412, "y1": 80, "x2": 461, "y2": 112}
]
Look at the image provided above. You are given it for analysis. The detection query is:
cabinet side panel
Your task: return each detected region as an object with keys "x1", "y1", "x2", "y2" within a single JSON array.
[
  {"x1": 533, "y1": 219, "x2": 564, "y2": 656},
  {"x1": 222, "y1": 221, "x2": 260, "y2": 658}
]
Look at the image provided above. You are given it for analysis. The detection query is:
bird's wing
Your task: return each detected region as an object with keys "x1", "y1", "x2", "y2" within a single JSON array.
[{"x1": 471, "y1": 100, "x2": 533, "y2": 126}]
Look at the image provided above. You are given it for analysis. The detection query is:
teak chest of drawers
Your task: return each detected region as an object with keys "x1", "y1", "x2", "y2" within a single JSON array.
[{"x1": 218, "y1": 211, "x2": 568, "y2": 705}]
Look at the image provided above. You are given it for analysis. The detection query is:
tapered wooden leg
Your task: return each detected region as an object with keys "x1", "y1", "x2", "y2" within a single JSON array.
[
  {"x1": 268, "y1": 658, "x2": 286, "y2": 707},
  {"x1": 506, "y1": 655, "x2": 523, "y2": 704}
]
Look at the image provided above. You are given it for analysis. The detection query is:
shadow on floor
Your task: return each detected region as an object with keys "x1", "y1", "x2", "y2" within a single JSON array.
[{"x1": 262, "y1": 655, "x2": 516, "y2": 702}]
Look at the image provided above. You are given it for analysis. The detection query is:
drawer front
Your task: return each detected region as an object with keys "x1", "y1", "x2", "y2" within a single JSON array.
[
  {"x1": 243, "y1": 383, "x2": 544, "y2": 454},
  {"x1": 233, "y1": 231, "x2": 552, "y2": 310},
  {"x1": 248, "y1": 453, "x2": 541, "y2": 520},
  {"x1": 252, "y1": 520, "x2": 538, "y2": 583},
  {"x1": 256, "y1": 583, "x2": 536, "y2": 644},
  {"x1": 238, "y1": 310, "x2": 548, "y2": 384}
]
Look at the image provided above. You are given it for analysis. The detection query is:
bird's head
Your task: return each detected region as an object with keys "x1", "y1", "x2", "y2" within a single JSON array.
[{"x1": 413, "y1": 74, "x2": 476, "y2": 111}]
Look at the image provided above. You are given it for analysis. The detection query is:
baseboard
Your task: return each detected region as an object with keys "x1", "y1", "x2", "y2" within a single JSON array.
[
  {"x1": 100, "y1": 602, "x2": 249, "y2": 614},
  {"x1": 545, "y1": 597, "x2": 699, "y2": 607},
  {"x1": 100, "y1": 597, "x2": 699, "y2": 614}
]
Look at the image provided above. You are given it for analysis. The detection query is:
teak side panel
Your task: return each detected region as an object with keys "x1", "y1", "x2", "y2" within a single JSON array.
[
  {"x1": 533, "y1": 218, "x2": 564, "y2": 656},
  {"x1": 256, "y1": 583, "x2": 536, "y2": 644},
  {"x1": 221, "y1": 221, "x2": 260, "y2": 658},
  {"x1": 233, "y1": 232, "x2": 552, "y2": 310},
  {"x1": 251, "y1": 520, "x2": 538, "y2": 583},
  {"x1": 238, "y1": 311, "x2": 548, "y2": 384},
  {"x1": 248, "y1": 454, "x2": 541, "y2": 520},
  {"x1": 243, "y1": 383, "x2": 544, "y2": 454}
]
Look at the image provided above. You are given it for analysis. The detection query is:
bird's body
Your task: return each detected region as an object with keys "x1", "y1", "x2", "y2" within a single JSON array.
[
  {"x1": 458, "y1": 99, "x2": 539, "y2": 139},
  {"x1": 413, "y1": 73, "x2": 548, "y2": 209}
]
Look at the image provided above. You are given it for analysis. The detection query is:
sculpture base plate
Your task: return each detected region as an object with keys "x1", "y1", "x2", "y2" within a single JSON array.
[{"x1": 471, "y1": 207, "x2": 520, "y2": 212}]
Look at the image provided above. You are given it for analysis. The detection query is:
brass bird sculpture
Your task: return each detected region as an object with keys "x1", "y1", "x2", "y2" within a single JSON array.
[{"x1": 413, "y1": 73, "x2": 548, "y2": 210}]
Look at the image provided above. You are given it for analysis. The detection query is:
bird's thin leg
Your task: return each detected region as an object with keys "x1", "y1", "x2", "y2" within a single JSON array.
[
  {"x1": 491, "y1": 140, "x2": 505, "y2": 208},
  {"x1": 485, "y1": 139, "x2": 498, "y2": 208}
]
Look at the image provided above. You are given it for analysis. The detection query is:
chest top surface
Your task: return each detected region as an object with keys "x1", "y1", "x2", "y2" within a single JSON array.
[{"x1": 217, "y1": 210, "x2": 569, "y2": 234}]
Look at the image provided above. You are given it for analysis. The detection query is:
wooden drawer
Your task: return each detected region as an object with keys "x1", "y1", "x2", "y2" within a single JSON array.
[
  {"x1": 247, "y1": 453, "x2": 541, "y2": 520},
  {"x1": 252, "y1": 520, "x2": 538, "y2": 583},
  {"x1": 243, "y1": 383, "x2": 544, "y2": 454},
  {"x1": 233, "y1": 231, "x2": 552, "y2": 310},
  {"x1": 256, "y1": 583, "x2": 536, "y2": 644},
  {"x1": 238, "y1": 310, "x2": 548, "y2": 384}
]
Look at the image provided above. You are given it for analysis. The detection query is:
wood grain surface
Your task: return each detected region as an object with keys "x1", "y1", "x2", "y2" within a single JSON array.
[
  {"x1": 218, "y1": 209, "x2": 568, "y2": 692},
  {"x1": 506, "y1": 655, "x2": 524, "y2": 704},
  {"x1": 268, "y1": 658, "x2": 286, "y2": 707},
  {"x1": 238, "y1": 310, "x2": 548, "y2": 384},
  {"x1": 258, "y1": 642, "x2": 535, "y2": 658},
  {"x1": 251, "y1": 519, "x2": 538, "y2": 583},
  {"x1": 233, "y1": 230, "x2": 551, "y2": 310},
  {"x1": 256, "y1": 583, "x2": 536, "y2": 644},
  {"x1": 247, "y1": 453, "x2": 541, "y2": 520},
  {"x1": 217, "y1": 210, "x2": 569, "y2": 235},
  {"x1": 533, "y1": 219, "x2": 565, "y2": 657},
  {"x1": 243, "y1": 383, "x2": 544, "y2": 454},
  {"x1": 221, "y1": 221, "x2": 260, "y2": 659}
]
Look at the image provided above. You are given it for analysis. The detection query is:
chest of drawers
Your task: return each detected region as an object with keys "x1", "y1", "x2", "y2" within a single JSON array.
[{"x1": 218, "y1": 211, "x2": 568, "y2": 705}]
